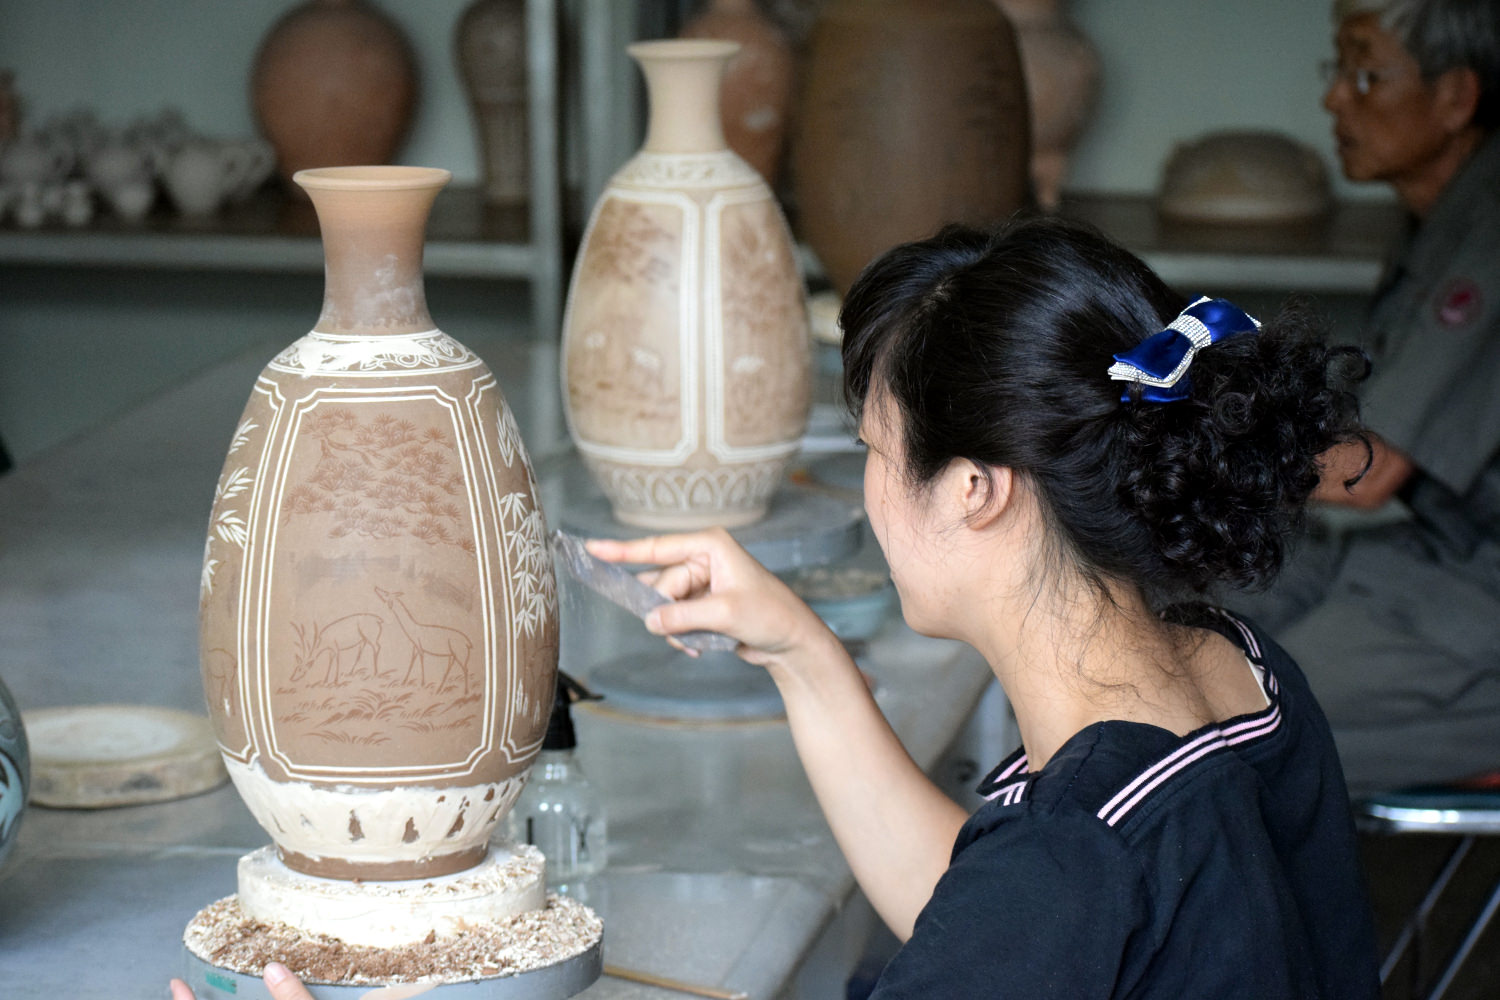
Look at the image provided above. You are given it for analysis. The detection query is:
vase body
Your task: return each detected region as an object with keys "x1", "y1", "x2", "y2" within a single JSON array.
[
  {"x1": 561, "y1": 40, "x2": 811, "y2": 530},
  {"x1": 995, "y1": 0, "x2": 1099, "y2": 209},
  {"x1": 199, "y1": 166, "x2": 558, "y2": 881},
  {"x1": 0, "y1": 673, "x2": 27, "y2": 872},
  {"x1": 679, "y1": 0, "x2": 796, "y2": 187},
  {"x1": 251, "y1": 0, "x2": 418, "y2": 189},
  {"x1": 792, "y1": 0, "x2": 1031, "y2": 294},
  {"x1": 455, "y1": 0, "x2": 529, "y2": 206}
]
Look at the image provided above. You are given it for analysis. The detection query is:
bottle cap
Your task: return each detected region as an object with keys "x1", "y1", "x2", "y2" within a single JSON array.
[{"x1": 543, "y1": 671, "x2": 601, "y2": 750}]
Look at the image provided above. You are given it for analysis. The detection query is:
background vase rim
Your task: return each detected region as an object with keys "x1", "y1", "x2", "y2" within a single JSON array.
[
  {"x1": 293, "y1": 165, "x2": 451, "y2": 192},
  {"x1": 627, "y1": 38, "x2": 741, "y2": 62}
]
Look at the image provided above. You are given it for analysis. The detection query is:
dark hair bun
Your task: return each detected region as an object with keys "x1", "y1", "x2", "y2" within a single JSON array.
[
  {"x1": 840, "y1": 217, "x2": 1368, "y2": 608},
  {"x1": 1115, "y1": 301, "x2": 1369, "y2": 596}
]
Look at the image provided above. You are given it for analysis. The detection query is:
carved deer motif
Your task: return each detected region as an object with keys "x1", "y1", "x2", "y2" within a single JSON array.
[
  {"x1": 290, "y1": 614, "x2": 384, "y2": 687},
  {"x1": 374, "y1": 586, "x2": 474, "y2": 695}
]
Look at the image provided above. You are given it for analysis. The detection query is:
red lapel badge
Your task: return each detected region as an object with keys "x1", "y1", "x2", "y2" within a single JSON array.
[{"x1": 1435, "y1": 278, "x2": 1482, "y2": 329}]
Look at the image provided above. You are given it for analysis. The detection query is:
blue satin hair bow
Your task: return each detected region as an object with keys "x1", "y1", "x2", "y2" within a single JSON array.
[{"x1": 1108, "y1": 296, "x2": 1261, "y2": 403}]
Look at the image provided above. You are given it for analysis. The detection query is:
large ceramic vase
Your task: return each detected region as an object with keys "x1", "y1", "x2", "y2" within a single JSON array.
[
  {"x1": 455, "y1": 0, "x2": 529, "y2": 206},
  {"x1": 0, "y1": 673, "x2": 27, "y2": 872},
  {"x1": 561, "y1": 40, "x2": 812, "y2": 530},
  {"x1": 679, "y1": 0, "x2": 796, "y2": 187},
  {"x1": 792, "y1": 0, "x2": 1032, "y2": 294},
  {"x1": 995, "y1": 0, "x2": 1100, "y2": 209},
  {"x1": 198, "y1": 166, "x2": 558, "y2": 881},
  {"x1": 251, "y1": 0, "x2": 418, "y2": 189}
]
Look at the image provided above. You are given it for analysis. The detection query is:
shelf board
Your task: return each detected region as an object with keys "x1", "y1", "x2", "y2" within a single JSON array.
[
  {"x1": 1059, "y1": 193, "x2": 1405, "y2": 294},
  {"x1": 0, "y1": 186, "x2": 1406, "y2": 295},
  {"x1": 0, "y1": 184, "x2": 540, "y2": 279}
]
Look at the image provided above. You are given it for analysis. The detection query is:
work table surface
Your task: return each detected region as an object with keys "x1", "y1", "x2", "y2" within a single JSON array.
[{"x1": 0, "y1": 343, "x2": 995, "y2": 999}]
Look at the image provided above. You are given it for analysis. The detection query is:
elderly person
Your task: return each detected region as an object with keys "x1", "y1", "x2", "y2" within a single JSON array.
[{"x1": 1232, "y1": 0, "x2": 1500, "y2": 793}]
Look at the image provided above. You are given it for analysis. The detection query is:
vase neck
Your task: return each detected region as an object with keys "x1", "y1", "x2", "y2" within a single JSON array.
[
  {"x1": 629, "y1": 39, "x2": 738, "y2": 155},
  {"x1": 295, "y1": 166, "x2": 451, "y2": 336}
]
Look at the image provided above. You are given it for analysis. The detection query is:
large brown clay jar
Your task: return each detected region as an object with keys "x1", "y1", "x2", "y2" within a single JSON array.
[
  {"x1": 455, "y1": 0, "x2": 529, "y2": 206},
  {"x1": 561, "y1": 40, "x2": 811, "y2": 530},
  {"x1": 791, "y1": 0, "x2": 1032, "y2": 294},
  {"x1": 199, "y1": 166, "x2": 558, "y2": 881},
  {"x1": 679, "y1": 0, "x2": 797, "y2": 187},
  {"x1": 251, "y1": 0, "x2": 418, "y2": 189},
  {"x1": 995, "y1": 0, "x2": 1100, "y2": 209}
]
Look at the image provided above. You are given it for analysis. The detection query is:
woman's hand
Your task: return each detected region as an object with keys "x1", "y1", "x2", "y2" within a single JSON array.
[
  {"x1": 585, "y1": 528, "x2": 837, "y2": 672},
  {"x1": 170, "y1": 963, "x2": 314, "y2": 1000}
]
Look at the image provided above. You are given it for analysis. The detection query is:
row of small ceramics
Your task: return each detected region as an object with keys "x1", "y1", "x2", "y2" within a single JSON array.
[{"x1": 0, "y1": 108, "x2": 274, "y2": 227}]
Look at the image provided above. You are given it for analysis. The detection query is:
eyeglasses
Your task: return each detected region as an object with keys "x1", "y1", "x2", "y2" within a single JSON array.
[{"x1": 1319, "y1": 60, "x2": 1406, "y2": 97}]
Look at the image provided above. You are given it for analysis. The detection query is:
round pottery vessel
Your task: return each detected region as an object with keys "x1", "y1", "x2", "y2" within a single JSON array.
[
  {"x1": 1157, "y1": 130, "x2": 1332, "y2": 225},
  {"x1": 560, "y1": 39, "x2": 812, "y2": 529},
  {"x1": 199, "y1": 166, "x2": 558, "y2": 881},
  {"x1": 680, "y1": 0, "x2": 797, "y2": 186},
  {"x1": 0, "y1": 673, "x2": 28, "y2": 872},
  {"x1": 791, "y1": 0, "x2": 1032, "y2": 294},
  {"x1": 455, "y1": 0, "x2": 530, "y2": 207},
  {"x1": 251, "y1": 0, "x2": 418, "y2": 188},
  {"x1": 994, "y1": 0, "x2": 1100, "y2": 210},
  {"x1": 163, "y1": 140, "x2": 251, "y2": 216}
]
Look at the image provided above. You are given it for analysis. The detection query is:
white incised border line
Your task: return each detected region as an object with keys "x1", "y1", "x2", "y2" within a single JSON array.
[{"x1": 251, "y1": 384, "x2": 499, "y2": 783}]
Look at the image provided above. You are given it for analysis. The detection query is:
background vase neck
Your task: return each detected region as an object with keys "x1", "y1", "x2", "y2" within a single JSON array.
[
  {"x1": 629, "y1": 39, "x2": 738, "y2": 155},
  {"x1": 295, "y1": 166, "x2": 450, "y2": 335}
]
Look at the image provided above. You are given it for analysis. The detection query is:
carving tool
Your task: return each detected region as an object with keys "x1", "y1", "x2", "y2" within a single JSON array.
[{"x1": 549, "y1": 530, "x2": 739, "y2": 654}]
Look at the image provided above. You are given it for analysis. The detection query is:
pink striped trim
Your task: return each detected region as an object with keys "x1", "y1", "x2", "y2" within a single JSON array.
[
  {"x1": 1095, "y1": 729, "x2": 1224, "y2": 821},
  {"x1": 996, "y1": 753, "x2": 1029, "y2": 781},
  {"x1": 1099, "y1": 734, "x2": 1230, "y2": 826},
  {"x1": 985, "y1": 780, "x2": 1029, "y2": 805},
  {"x1": 1216, "y1": 609, "x2": 1263, "y2": 660},
  {"x1": 982, "y1": 752, "x2": 1030, "y2": 802},
  {"x1": 1097, "y1": 702, "x2": 1283, "y2": 827}
]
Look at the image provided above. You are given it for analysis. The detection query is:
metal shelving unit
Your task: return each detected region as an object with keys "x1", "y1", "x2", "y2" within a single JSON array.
[{"x1": 0, "y1": 0, "x2": 568, "y2": 340}]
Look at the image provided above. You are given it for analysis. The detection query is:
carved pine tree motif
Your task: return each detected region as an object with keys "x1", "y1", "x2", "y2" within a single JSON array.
[{"x1": 281, "y1": 408, "x2": 473, "y2": 553}]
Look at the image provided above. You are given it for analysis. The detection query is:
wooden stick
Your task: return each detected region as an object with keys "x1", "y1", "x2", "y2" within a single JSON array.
[{"x1": 603, "y1": 963, "x2": 750, "y2": 1000}]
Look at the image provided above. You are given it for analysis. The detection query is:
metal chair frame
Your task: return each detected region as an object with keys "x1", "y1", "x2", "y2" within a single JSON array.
[{"x1": 1358, "y1": 790, "x2": 1500, "y2": 1000}]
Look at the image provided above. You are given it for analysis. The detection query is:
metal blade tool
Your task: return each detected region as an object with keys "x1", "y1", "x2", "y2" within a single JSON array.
[{"x1": 549, "y1": 530, "x2": 739, "y2": 654}]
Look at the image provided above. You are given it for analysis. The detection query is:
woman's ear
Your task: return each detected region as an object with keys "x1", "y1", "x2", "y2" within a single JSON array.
[{"x1": 950, "y1": 459, "x2": 1012, "y2": 529}]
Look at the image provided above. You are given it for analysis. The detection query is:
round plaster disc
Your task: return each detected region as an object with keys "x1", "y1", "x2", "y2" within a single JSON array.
[
  {"x1": 181, "y1": 942, "x2": 602, "y2": 1000},
  {"x1": 23, "y1": 704, "x2": 227, "y2": 808}
]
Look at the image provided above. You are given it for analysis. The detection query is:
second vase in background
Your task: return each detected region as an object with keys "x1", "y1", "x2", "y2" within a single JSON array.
[{"x1": 561, "y1": 39, "x2": 811, "y2": 530}]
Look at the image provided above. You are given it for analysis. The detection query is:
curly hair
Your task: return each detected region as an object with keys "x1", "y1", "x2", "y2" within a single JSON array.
[{"x1": 840, "y1": 217, "x2": 1369, "y2": 610}]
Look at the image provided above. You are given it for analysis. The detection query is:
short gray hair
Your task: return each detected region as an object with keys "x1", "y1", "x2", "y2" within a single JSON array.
[{"x1": 1339, "y1": 0, "x2": 1500, "y2": 129}]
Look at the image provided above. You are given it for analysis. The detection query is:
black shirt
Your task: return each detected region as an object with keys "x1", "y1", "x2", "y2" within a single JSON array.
[{"x1": 870, "y1": 611, "x2": 1379, "y2": 999}]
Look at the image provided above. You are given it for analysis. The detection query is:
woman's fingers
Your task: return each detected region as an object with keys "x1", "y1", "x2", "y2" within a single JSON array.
[
  {"x1": 585, "y1": 529, "x2": 736, "y2": 570},
  {"x1": 169, "y1": 979, "x2": 196, "y2": 1000},
  {"x1": 263, "y1": 963, "x2": 318, "y2": 1000},
  {"x1": 646, "y1": 591, "x2": 737, "y2": 638},
  {"x1": 644, "y1": 561, "x2": 710, "y2": 602}
]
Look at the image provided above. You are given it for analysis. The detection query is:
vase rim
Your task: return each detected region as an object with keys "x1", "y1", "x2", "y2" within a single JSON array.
[
  {"x1": 627, "y1": 38, "x2": 741, "y2": 62},
  {"x1": 293, "y1": 166, "x2": 452, "y2": 191}
]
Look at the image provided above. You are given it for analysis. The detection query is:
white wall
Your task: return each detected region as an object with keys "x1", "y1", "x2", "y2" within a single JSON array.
[
  {"x1": 0, "y1": 0, "x2": 1385, "y2": 201},
  {"x1": 1069, "y1": 0, "x2": 1383, "y2": 201}
]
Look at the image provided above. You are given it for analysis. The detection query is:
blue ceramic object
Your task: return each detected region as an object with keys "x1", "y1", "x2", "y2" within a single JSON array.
[{"x1": 0, "y1": 673, "x2": 29, "y2": 871}]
